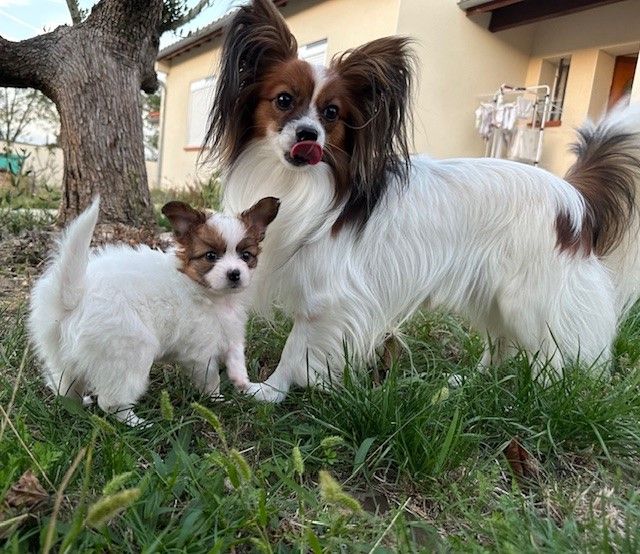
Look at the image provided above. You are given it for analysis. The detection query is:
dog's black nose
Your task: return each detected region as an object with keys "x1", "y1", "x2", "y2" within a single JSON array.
[
  {"x1": 227, "y1": 269, "x2": 241, "y2": 282},
  {"x1": 295, "y1": 126, "x2": 318, "y2": 143}
]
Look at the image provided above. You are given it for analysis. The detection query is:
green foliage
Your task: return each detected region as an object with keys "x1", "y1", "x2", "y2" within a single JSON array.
[{"x1": 152, "y1": 174, "x2": 223, "y2": 229}]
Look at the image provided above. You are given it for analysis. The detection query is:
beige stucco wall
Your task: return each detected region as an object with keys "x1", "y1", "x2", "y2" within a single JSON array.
[
  {"x1": 0, "y1": 141, "x2": 63, "y2": 187},
  {"x1": 0, "y1": 143, "x2": 158, "y2": 189},
  {"x1": 157, "y1": 44, "x2": 220, "y2": 188},
  {"x1": 157, "y1": 0, "x2": 400, "y2": 189},
  {"x1": 396, "y1": 0, "x2": 534, "y2": 159},
  {"x1": 524, "y1": 0, "x2": 640, "y2": 175}
]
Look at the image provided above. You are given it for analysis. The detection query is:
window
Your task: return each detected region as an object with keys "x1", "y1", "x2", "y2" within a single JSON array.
[
  {"x1": 299, "y1": 39, "x2": 327, "y2": 66},
  {"x1": 187, "y1": 77, "x2": 215, "y2": 148},
  {"x1": 549, "y1": 57, "x2": 570, "y2": 123}
]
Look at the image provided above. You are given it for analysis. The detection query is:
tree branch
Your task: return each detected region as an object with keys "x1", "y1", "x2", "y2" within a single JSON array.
[
  {"x1": 161, "y1": 0, "x2": 211, "y2": 32},
  {"x1": 0, "y1": 33, "x2": 60, "y2": 93},
  {"x1": 66, "y1": 0, "x2": 83, "y2": 25},
  {"x1": 162, "y1": 0, "x2": 212, "y2": 32},
  {"x1": 89, "y1": 0, "x2": 164, "y2": 39}
]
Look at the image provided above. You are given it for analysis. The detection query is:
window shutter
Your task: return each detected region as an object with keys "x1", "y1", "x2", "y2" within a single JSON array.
[
  {"x1": 187, "y1": 77, "x2": 216, "y2": 148},
  {"x1": 299, "y1": 39, "x2": 327, "y2": 66}
]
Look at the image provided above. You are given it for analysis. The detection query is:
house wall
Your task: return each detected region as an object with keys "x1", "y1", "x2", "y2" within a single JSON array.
[
  {"x1": 0, "y1": 140, "x2": 63, "y2": 187},
  {"x1": 524, "y1": 0, "x2": 640, "y2": 175},
  {"x1": 157, "y1": 0, "x2": 400, "y2": 189},
  {"x1": 396, "y1": 0, "x2": 535, "y2": 160}
]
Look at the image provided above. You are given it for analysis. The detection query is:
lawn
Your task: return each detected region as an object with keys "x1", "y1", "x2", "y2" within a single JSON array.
[{"x1": 1, "y1": 207, "x2": 640, "y2": 552}]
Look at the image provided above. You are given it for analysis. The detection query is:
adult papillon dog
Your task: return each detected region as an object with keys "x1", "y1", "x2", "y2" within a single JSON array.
[{"x1": 207, "y1": 0, "x2": 640, "y2": 402}]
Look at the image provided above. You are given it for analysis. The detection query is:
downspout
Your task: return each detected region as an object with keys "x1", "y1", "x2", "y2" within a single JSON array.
[{"x1": 156, "y1": 79, "x2": 167, "y2": 189}]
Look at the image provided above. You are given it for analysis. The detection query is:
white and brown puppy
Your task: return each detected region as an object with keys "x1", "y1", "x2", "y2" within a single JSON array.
[
  {"x1": 207, "y1": 0, "x2": 640, "y2": 402},
  {"x1": 28, "y1": 196, "x2": 279, "y2": 425}
]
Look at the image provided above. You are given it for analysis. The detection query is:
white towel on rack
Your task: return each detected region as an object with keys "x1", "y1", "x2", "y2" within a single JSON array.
[
  {"x1": 508, "y1": 127, "x2": 539, "y2": 163},
  {"x1": 515, "y1": 97, "x2": 534, "y2": 120},
  {"x1": 494, "y1": 102, "x2": 517, "y2": 131},
  {"x1": 475, "y1": 103, "x2": 494, "y2": 140}
]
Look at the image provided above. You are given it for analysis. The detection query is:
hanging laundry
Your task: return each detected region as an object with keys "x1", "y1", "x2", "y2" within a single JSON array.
[
  {"x1": 495, "y1": 102, "x2": 517, "y2": 132},
  {"x1": 508, "y1": 127, "x2": 540, "y2": 163},
  {"x1": 515, "y1": 97, "x2": 534, "y2": 120},
  {"x1": 475, "y1": 102, "x2": 495, "y2": 140}
]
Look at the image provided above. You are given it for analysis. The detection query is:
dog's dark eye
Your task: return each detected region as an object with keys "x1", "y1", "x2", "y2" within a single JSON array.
[
  {"x1": 204, "y1": 251, "x2": 218, "y2": 262},
  {"x1": 275, "y1": 92, "x2": 294, "y2": 111},
  {"x1": 240, "y1": 251, "x2": 253, "y2": 262},
  {"x1": 322, "y1": 105, "x2": 339, "y2": 121}
]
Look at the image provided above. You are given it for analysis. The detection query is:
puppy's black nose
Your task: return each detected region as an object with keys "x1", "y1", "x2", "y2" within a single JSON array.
[
  {"x1": 227, "y1": 269, "x2": 241, "y2": 282},
  {"x1": 295, "y1": 126, "x2": 318, "y2": 143}
]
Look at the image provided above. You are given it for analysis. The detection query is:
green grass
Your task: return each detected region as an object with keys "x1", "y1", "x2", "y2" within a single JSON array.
[
  {"x1": 2, "y1": 304, "x2": 640, "y2": 552},
  {"x1": 0, "y1": 183, "x2": 61, "y2": 211},
  {"x1": 1, "y1": 213, "x2": 640, "y2": 551}
]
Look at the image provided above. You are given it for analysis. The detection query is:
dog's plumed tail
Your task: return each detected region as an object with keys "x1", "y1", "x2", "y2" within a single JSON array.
[
  {"x1": 51, "y1": 197, "x2": 100, "y2": 311},
  {"x1": 561, "y1": 102, "x2": 640, "y2": 257}
]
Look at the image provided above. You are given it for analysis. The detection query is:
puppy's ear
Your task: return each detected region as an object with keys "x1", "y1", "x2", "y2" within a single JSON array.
[
  {"x1": 205, "y1": 0, "x2": 297, "y2": 167},
  {"x1": 331, "y1": 36, "x2": 415, "y2": 231},
  {"x1": 162, "y1": 201, "x2": 206, "y2": 239},
  {"x1": 241, "y1": 197, "x2": 280, "y2": 241}
]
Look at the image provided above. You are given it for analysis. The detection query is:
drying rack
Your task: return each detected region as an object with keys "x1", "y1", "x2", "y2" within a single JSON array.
[{"x1": 479, "y1": 83, "x2": 551, "y2": 166}]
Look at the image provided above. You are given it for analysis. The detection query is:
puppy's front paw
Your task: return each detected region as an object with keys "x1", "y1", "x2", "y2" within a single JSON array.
[
  {"x1": 230, "y1": 377, "x2": 250, "y2": 392},
  {"x1": 243, "y1": 381, "x2": 286, "y2": 403}
]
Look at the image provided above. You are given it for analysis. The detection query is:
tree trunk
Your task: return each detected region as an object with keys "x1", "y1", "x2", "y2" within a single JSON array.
[
  {"x1": 53, "y1": 32, "x2": 154, "y2": 225},
  {"x1": 0, "y1": 0, "x2": 164, "y2": 226}
]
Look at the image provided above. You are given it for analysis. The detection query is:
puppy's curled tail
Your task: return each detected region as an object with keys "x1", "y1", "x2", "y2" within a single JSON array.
[
  {"x1": 560, "y1": 102, "x2": 640, "y2": 257},
  {"x1": 51, "y1": 197, "x2": 100, "y2": 311}
]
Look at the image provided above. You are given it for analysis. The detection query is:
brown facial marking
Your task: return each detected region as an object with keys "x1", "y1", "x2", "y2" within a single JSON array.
[
  {"x1": 254, "y1": 59, "x2": 316, "y2": 137},
  {"x1": 315, "y1": 74, "x2": 351, "y2": 200},
  {"x1": 236, "y1": 236, "x2": 260, "y2": 268},
  {"x1": 206, "y1": 0, "x2": 299, "y2": 166},
  {"x1": 178, "y1": 224, "x2": 228, "y2": 287},
  {"x1": 162, "y1": 201, "x2": 228, "y2": 287}
]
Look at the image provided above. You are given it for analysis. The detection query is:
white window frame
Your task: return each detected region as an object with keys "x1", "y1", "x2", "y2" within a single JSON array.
[
  {"x1": 298, "y1": 39, "x2": 328, "y2": 66},
  {"x1": 186, "y1": 76, "x2": 216, "y2": 148}
]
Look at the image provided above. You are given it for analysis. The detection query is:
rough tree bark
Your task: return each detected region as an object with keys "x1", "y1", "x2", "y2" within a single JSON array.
[{"x1": 0, "y1": 0, "x2": 165, "y2": 225}]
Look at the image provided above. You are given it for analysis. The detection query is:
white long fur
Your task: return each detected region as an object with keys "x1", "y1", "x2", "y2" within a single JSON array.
[
  {"x1": 29, "y1": 200, "x2": 254, "y2": 425},
  {"x1": 225, "y1": 107, "x2": 640, "y2": 403}
]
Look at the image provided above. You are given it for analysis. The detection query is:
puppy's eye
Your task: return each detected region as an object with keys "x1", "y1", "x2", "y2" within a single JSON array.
[
  {"x1": 240, "y1": 251, "x2": 254, "y2": 262},
  {"x1": 204, "y1": 251, "x2": 218, "y2": 262},
  {"x1": 322, "y1": 105, "x2": 339, "y2": 121},
  {"x1": 275, "y1": 92, "x2": 294, "y2": 111}
]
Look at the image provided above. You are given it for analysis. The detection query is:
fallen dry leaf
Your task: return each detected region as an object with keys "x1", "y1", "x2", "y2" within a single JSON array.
[
  {"x1": 5, "y1": 470, "x2": 49, "y2": 510},
  {"x1": 503, "y1": 437, "x2": 542, "y2": 485}
]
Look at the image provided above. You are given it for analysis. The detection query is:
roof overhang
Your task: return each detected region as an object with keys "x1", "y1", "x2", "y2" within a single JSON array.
[
  {"x1": 458, "y1": 0, "x2": 627, "y2": 32},
  {"x1": 158, "y1": 0, "x2": 290, "y2": 62}
]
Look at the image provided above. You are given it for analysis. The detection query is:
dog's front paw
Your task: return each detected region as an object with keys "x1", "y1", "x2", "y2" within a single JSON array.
[
  {"x1": 230, "y1": 376, "x2": 250, "y2": 392},
  {"x1": 243, "y1": 381, "x2": 286, "y2": 403}
]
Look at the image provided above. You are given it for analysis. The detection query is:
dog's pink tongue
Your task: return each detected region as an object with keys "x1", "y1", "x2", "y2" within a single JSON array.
[{"x1": 290, "y1": 141, "x2": 323, "y2": 165}]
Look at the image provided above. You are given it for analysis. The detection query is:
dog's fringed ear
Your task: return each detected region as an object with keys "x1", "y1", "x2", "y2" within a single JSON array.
[
  {"x1": 205, "y1": 0, "x2": 297, "y2": 167},
  {"x1": 331, "y1": 36, "x2": 416, "y2": 231},
  {"x1": 241, "y1": 197, "x2": 280, "y2": 241},
  {"x1": 162, "y1": 201, "x2": 207, "y2": 240}
]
